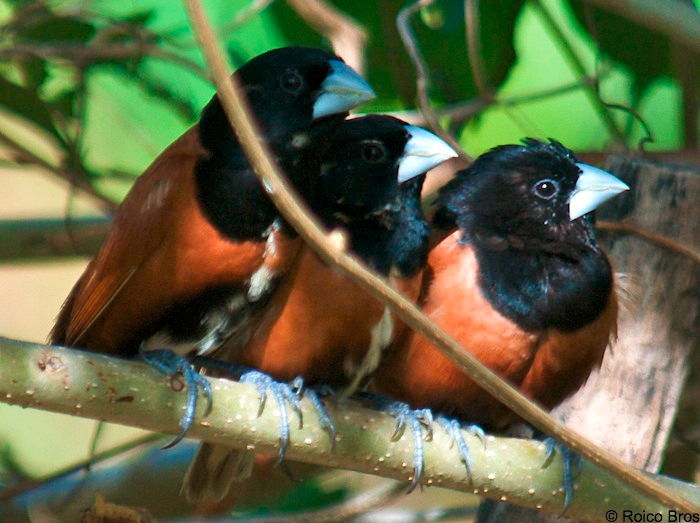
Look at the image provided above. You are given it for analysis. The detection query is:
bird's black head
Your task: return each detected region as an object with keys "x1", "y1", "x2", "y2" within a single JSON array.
[
  {"x1": 313, "y1": 115, "x2": 457, "y2": 274},
  {"x1": 194, "y1": 47, "x2": 375, "y2": 241},
  {"x1": 316, "y1": 115, "x2": 457, "y2": 223},
  {"x1": 316, "y1": 115, "x2": 411, "y2": 220},
  {"x1": 436, "y1": 139, "x2": 628, "y2": 253},
  {"x1": 199, "y1": 46, "x2": 375, "y2": 165}
]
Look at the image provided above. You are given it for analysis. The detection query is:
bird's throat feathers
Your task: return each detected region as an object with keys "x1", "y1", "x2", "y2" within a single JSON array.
[
  {"x1": 434, "y1": 204, "x2": 613, "y2": 334},
  {"x1": 473, "y1": 238, "x2": 613, "y2": 333}
]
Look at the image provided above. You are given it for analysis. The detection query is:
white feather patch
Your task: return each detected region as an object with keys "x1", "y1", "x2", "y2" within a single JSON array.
[
  {"x1": 342, "y1": 306, "x2": 394, "y2": 397},
  {"x1": 142, "y1": 291, "x2": 250, "y2": 357},
  {"x1": 142, "y1": 179, "x2": 171, "y2": 213},
  {"x1": 247, "y1": 221, "x2": 280, "y2": 302}
]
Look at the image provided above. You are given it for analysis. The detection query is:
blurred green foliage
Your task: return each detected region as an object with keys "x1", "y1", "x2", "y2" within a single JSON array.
[
  {"x1": 0, "y1": 0, "x2": 690, "y2": 204},
  {"x1": 568, "y1": 2, "x2": 671, "y2": 101},
  {"x1": 268, "y1": 0, "x2": 525, "y2": 107}
]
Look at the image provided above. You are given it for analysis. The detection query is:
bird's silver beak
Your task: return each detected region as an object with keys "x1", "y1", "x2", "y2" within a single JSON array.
[
  {"x1": 397, "y1": 126, "x2": 459, "y2": 183},
  {"x1": 569, "y1": 163, "x2": 629, "y2": 221},
  {"x1": 313, "y1": 60, "x2": 375, "y2": 120}
]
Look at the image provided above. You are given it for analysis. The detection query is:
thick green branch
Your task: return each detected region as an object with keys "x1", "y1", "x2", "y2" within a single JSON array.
[{"x1": 0, "y1": 337, "x2": 698, "y2": 519}]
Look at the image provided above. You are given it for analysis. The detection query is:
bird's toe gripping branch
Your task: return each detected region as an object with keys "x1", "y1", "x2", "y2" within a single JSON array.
[
  {"x1": 237, "y1": 371, "x2": 340, "y2": 465},
  {"x1": 178, "y1": 357, "x2": 337, "y2": 463},
  {"x1": 365, "y1": 394, "x2": 434, "y2": 492},
  {"x1": 544, "y1": 437, "x2": 583, "y2": 511},
  {"x1": 238, "y1": 370, "x2": 301, "y2": 464},
  {"x1": 236, "y1": 373, "x2": 336, "y2": 464},
  {"x1": 289, "y1": 377, "x2": 336, "y2": 444},
  {"x1": 139, "y1": 348, "x2": 213, "y2": 449},
  {"x1": 437, "y1": 416, "x2": 485, "y2": 478}
]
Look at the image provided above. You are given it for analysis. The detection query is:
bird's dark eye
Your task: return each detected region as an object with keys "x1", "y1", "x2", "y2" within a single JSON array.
[
  {"x1": 280, "y1": 71, "x2": 304, "y2": 94},
  {"x1": 360, "y1": 141, "x2": 388, "y2": 164},
  {"x1": 533, "y1": 178, "x2": 559, "y2": 200}
]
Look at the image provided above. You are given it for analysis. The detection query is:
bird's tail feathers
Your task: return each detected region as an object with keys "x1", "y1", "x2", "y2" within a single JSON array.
[{"x1": 182, "y1": 443, "x2": 255, "y2": 503}]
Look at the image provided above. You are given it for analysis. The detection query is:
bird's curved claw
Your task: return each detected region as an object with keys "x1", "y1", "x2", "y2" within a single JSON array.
[
  {"x1": 239, "y1": 370, "x2": 304, "y2": 464},
  {"x1": 139, "y1": 348, "x2": 212, "y2": 449},
  {"x1": 437, "y1": 416, "x2": 485, "y2": 478},
  {"x1": 377, "y1": 399, "x2": 433, "y2": 492},
  {"x1": 543, "y1": 438, "x2": 583, "y2": 511},
  {"x1": 292, "y1": 379, "x2": 336, "y2": 445}
]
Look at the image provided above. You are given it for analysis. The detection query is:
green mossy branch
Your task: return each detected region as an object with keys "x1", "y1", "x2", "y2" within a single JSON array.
[{"x1": 0, "y1": 336, "x2": 697, "y2": 520}]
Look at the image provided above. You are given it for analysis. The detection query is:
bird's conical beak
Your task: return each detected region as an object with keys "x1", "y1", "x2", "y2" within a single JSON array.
[
  {"x1": 569, "y1": 163, "x2": 629, "y2": 221},
  {"x1": 397, "y1": 125, "x2": 459, "y2": 183},
  {"x1": 313, "y1": 60, "x2": 376, "y2": 119}
]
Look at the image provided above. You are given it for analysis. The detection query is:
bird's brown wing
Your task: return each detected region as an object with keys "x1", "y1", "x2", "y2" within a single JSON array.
[
  {"x1": 51, "y1": 127, "x2": 299, "y2": 355},
  {"x1": 519, "y1": 282, "x2": 618, "y2": 410}
]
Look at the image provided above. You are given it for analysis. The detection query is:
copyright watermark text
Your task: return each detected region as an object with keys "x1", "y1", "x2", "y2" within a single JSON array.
[{"x1": 605, "y1": 510, "x2": 700, "y2": 522}]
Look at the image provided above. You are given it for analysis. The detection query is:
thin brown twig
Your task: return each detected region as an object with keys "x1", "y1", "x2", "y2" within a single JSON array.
[
  {"x1": 0, "y1": 43, "x2": 207, "y2": 76},
  {"x1": 286, "y1": 0, "x2": 367, "y2": 75},
  {"x1": 464, "y1": 0, "x2": 491, "y2": 99},
  {"x1": 396, "y1": 0, "x2": 471, "y2": 161},
  {"x1": 0, "y1": 130, "x2": 117, "y2": 212},
  {"x1": 597, "y1": 220, "x2": 700, "y2": 264},
  {"x1": 381, "y1": 75, "x2": 599, "y2": 126},
  {"x1": 530, "y1": 0, "x2": 626, "y2": 144},
  {"x1": 183, "y1": 0, "x2": 698, "y2": 513}
]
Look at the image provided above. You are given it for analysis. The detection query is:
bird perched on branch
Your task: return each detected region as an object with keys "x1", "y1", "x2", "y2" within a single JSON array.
[
  {"x1": 50, "y1": 46, "x2": 375, "y2": 442},
  {"x1": 183, "y1": 114, "x2": 458, "y2": 503},
  {"x1": 374, "y1": 139, "x2": 628, "y2": 492}
]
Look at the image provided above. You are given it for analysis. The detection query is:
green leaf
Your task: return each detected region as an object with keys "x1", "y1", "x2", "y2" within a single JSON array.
[
  {"x1": 412, "y1": 0, "x2": 525, "y2": 103},
  {"x1": 266, "y1": 0, "x2": 525, "y2": 109},
  {"x1": 107, "y1": 62, "x2": 199, "y2": 121},
  {"x1": 101, "y1": 10, "x2": 156, "y2": 43},
  {"x1": 18, "y1": 58, "x2": 47, "y2": 90},
  {"x1": 566, "y1": 1, "x2": 691, "y2": 100},
  {"x1": 0, "y1": 76, "x2": 59, "y2": 138},
  {"x1": 18, "y1": 16, "x2": 96, "y2": 43},
  {"x1": 129, "y1": 74, "x2": 199, "y2": 121},
  {"x1": 52, "y1": 89, "x2": 77, "y2": 118},
  {"x1": 122, "y1": 9, "x2": 155, "y2": 27}
]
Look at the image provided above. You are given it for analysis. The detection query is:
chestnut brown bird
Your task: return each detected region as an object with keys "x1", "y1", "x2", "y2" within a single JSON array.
[
  {"x1": 373, "y1": 139, "x2": 628, "y2": 499},
  {"x1": 183, "y1": 115, "x2": 458, "y2": 503},
  {"x1": 50, "y1": 46, "x2": 375, "y2": 442}
]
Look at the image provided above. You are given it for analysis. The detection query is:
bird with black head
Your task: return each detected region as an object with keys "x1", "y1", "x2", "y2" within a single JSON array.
[
  {"x1": 50, "y1": 46, "x2": 376, "y2": 445},
  {"x1": 374, "y1": 139, "x2": 628, "y2": 501}
]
